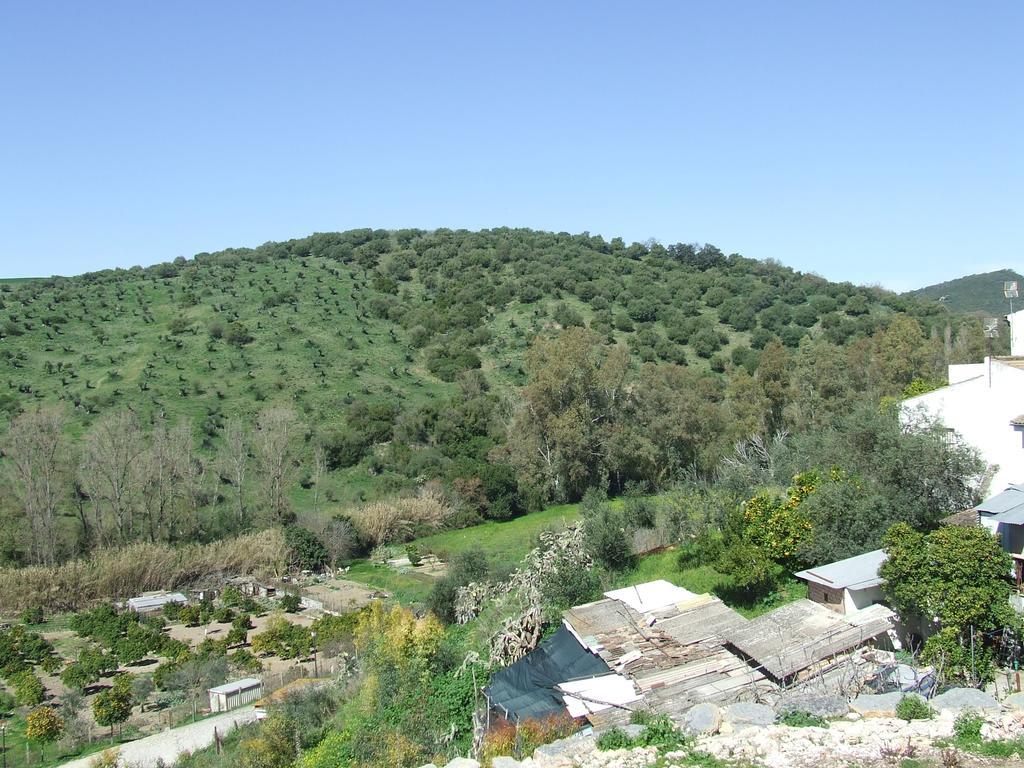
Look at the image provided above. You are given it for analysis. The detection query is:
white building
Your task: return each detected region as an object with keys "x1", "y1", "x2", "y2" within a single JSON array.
[
  {"x1": 901, "y1": 355, "x2": 1024, "y2": 496},
  {"x1": 794, "y1": 549, "x2": 887, "y2": 615},
  {"x1": 208, "y1": 678, "x2": 264, "y2": 712}
]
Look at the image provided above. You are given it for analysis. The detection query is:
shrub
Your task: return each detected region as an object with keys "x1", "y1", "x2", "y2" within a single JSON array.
[
  {"x1": 427, "y1": 550, "x2": 489, "y2": 624},
  {"x1": 251, "y1": 617, "x2": 311, "y2": 659},
  {"x1": 405, "y1": 545, "x2": 422, "y2": 567},
  {"x1": 583, "y1": 505, "x2": 635, "y2": 572},
  {"x1": 633, "y1": 714, "x2": 688, "y2": 750},
  {"x1": 20, "y1": 607, "x2": 44, "y2": 625},
  {"x1": 596, "y1": 727, "x2": 633, "y2": 750},
  {"x1": 279, "y1": 592, "x2": 302, "y2": 613},
  {"x1": 895, "y1": 695, "x2": 934, "y2": 721},
  {"x1": 214, "y1": 606, "x2": 235, "y2": 623},
  {"x1": 11, "y1": 669, "x2": 45, "y2": 706},
  {"x1": 284, "y1": 526, "x2": 330, "y2": 572},
  {"x1": 952, "y1": 710, "x2": 984, "y2": 743},
  {"x1": 179, "y1": 605, "x2": 202, "y2": 627},
  {"x1": 623, "y1": 493, "x2": 657, "y2": 529},
  {"x1": 780, "y1": 710, "x2": 829, "y2": 728}
]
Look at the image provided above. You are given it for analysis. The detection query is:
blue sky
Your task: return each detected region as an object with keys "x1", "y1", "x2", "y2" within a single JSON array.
[{"x1": 0, "y1": 2, "x2": 1020, "y2": 290}]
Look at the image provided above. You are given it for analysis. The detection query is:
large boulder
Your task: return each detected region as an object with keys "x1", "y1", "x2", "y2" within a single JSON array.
[
  {"x1": 930, "y1": 688, "x2": 1000, "y2": 714},
  {"x1": 682, "y1": 703, "x2": 722, "y2": 735},
  {"x1": 533, "y1": 733, "x2": 597, "y2": 768},
  {"x1": 444, "y1": 759, "x2": 480, "y2": 768},
  {"x1": 776, "y1": 692, "x2": 849, "y2": 720},
  {"x1": 849, "y1": 692, "x2": 904, "y2": 718},
  {"x1": 1003, "y1": 692, "x2": 1024, "y2": 712},
  {"x1": 722, "y1": 702, "x2": 776, "y2": 730},
  {"x1": 490, "y1": 758, "x2": 523, "y2": 768}
]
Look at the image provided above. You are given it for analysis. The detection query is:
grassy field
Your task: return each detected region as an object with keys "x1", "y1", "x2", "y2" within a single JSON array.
[
  {"x1": 342, "y1": 561, "x2": 436, "y2": 604},
  {"x1": 342, "y1": 495, "x2": 806, "y2": 619},
  {"x1": 611, "y1": 550, "x2": 807, "y2": 618},
  {"x1": 341, "y1": 501, "x2": 586, "y2": 603},
  {"x1": 409, "y1": 500, "x2": 587, "y2": 565}
]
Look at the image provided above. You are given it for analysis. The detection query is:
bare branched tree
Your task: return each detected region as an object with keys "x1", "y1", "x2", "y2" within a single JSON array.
[
  {"x1": 253, "y1": 406, "x2": 303, "y2": 525},
  {"x1": 4, "y1": 407, "x2": 70, "y2": 564},
  {"x1": 79, "y1": 410, "x2": 146, "y2": 543}
]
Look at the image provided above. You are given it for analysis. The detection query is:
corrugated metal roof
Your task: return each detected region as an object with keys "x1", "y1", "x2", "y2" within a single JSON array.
[
  {"x1": 976, "y1": 484, "x2": 1024, "y2": 524},
  {"x1": 793, "y1": 549, "x2": 887, "y2": 590},
  {"x1": 209, "y1": 677, "x2": 263, "y2": 695},
  {"x1": 126, "y1": 592, "x2": 187, "y2": 610}
]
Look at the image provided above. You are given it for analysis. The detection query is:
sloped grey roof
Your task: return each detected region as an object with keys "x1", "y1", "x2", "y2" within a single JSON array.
[
  {"x1": 208, "y1": 677, "x2": 262, "y2": 695},
  {"x1": 793, "y1": 549, "x2": 887, "y2": 591},
  {"x1": 976, "y1": 484, "x2": 1024, "y2": 524}
]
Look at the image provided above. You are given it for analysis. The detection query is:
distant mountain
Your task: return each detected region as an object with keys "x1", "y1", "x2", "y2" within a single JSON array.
[{"x1": 906, "y1": 268, "x2": 1024, "y2": 317}]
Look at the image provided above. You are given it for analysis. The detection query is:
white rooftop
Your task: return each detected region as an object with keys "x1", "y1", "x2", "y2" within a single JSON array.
[
  {"x1": 208, "y1": 677, "x2": 262, "y2": 695},
  {"x1": 126, "y1": 592, "x2": 187, "y2": 610},
  {"x1": 604, "y1": 580, "x2": 699, "y2": 613},
  {"x1": 794, "y1": 549, "x2": 887, "y2": 591}
]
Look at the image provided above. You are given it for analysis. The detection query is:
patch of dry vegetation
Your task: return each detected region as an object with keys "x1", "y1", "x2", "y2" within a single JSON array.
[{"x1": 0, "y1": 528, "x2": 287, "y2": 613}]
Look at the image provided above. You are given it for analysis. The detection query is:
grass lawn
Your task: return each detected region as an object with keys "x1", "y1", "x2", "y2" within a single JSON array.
[
  {"x1": 343, "y1": 562, "x2": 435, "y2": 605},
  {"x1": 611, "y1": 550, "x2": 807, "y2": 618},
  {"x1": 342, "y1": 500, "x2": 590, "y2": 604},
  {"x1": 409, "y1": 501, "x2": 586, "y2": 567}
]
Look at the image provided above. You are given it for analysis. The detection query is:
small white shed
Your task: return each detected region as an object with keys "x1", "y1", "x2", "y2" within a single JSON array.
[
  {"x1": 126, "y1": 591, "x2": 187, "y2": 614},
  {"x1": 794, "y1": 549, "x2": 887, "y2": 614},
  {"x1": 208, "y1": 677, "x2": 264, "y2": 712}
]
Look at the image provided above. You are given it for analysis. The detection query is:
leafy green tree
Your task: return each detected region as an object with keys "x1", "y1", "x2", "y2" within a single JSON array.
[
  {"x1": 25, "y1": 706, "x2": 64, "y2": 760},
  {"x1": 427, "y1": 550, "x2": 490, "y2": 624},
  {"x1": 11, "y1": 669, "x2": 44, "y2": 706},
  {"x1": 284, "y1": 525, "x2": 329, "y2": 571},
  {"x1": 881, "y1": 522, "x2": 1015, "y2": 684},
  {"x1": 583, "y1": 502, "x2": 635, "y2": 572},
  {"x1": 92, "y1": 677, "x2": 133, "y2": 742}
]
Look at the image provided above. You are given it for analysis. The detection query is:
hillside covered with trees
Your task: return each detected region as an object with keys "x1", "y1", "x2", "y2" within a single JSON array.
[
  {"x1": 905, "y1": 267, "x2": 1024, "y2": 317},
  {"x1": 0, "y1": 228, "x2": 1000, "y2": 568}
]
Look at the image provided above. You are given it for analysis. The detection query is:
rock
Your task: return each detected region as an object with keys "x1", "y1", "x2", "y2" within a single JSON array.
[
  {"x1": 533, "y1": 733, "x2": 597, "y2": 767},
  {"x1": 621, "y1": 724, "x2": 645, "y2": 739},
  {"x1": 1004, "y1": 692, "x2": 1024, "y2": 711},
  {"x1": 722, "y1": 702, "x2": 776, "y2": 729},
  {"x1": 444, "y1": 759, "x2": 480, "y2": 768},
  {"x1": 845, "y1": 712, "x2": 862, "y2": 721},
  {"x1": 931, "y1": 687, "x2": 1000, "y2": 713},
  {"x1": 682, "y1": 703, "x2": 722, "y2": 735},
  {"x1": 849, "y1": 692, "x2": 904, "y2": 717},
  {"x1": 776, "y1": 692, "x2": 849, "y2": 720},
  {"x1": 490, "y1": 758, "x2": 522, "y2": 768}
]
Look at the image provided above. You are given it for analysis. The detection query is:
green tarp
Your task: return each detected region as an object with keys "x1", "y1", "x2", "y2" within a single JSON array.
[{"x1": 484, "y1": 624, "x2": 610, "y2": 722}]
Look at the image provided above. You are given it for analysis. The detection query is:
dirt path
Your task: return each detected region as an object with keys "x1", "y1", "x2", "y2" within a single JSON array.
[{"x1": 57, "y1": 706, "x2": 262, "y2": 768}]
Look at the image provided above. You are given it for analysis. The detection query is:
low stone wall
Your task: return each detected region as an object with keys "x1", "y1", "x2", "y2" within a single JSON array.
[{"x1": 421, "y1": 687, "x2": 1024, "y2": 768}]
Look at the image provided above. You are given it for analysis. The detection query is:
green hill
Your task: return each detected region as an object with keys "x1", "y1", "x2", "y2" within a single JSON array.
[
  {"x1": 905, "y1": 268, "x2": 1024, "y2": 317},
  {"x1": 0, "y1": 228, "x2": 979, "y2": 561},
  {"x1": 1, "y1": 228, "x2": 947, "y2": 436}
]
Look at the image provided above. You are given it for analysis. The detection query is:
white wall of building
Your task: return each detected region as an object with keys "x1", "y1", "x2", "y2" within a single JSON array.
[
  {"x1": 843, "y1": 584, "x2": 885, "y2": 614},
  {"x1": 1010, "y1": 309, "x2": 1024, "y2": 357},
  {"x1": 902, "y1": 358, "x2": 1024, "y2": 495}
]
